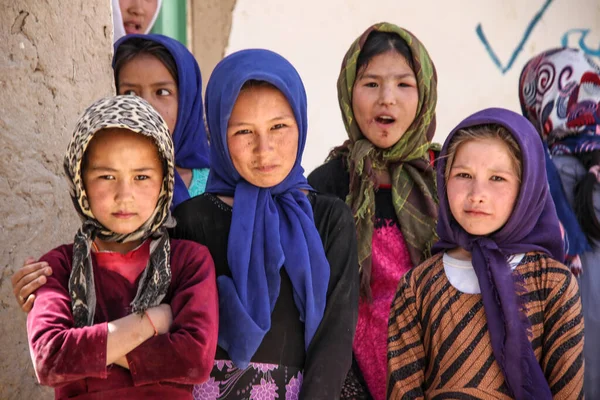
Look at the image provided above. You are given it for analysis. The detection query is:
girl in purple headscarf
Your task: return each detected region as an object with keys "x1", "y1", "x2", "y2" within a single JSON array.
[{"x1": 387, "y1": 108, "x2": 583, "y2": 399}]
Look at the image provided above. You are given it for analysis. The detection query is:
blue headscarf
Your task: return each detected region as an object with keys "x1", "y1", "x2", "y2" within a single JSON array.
[
  {"x1": 113, "y1": 34, "x2": 210, "y2": 208},
  {"x1": 205, "y1": 49, "x2": 330, "y2": 368}
]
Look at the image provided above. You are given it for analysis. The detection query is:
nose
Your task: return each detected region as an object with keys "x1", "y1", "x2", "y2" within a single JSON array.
[
  {"x1": 128, "y1": 0, "x2": 144, "y2": 15},
  {"x1": 254, "y1": 132, "x2": 273, "y2": 155},
  {"x1": 115, "y1": 179, "x2": 134, "y2": 202},
  {"x1": 378, "y1": 83, "x2": 396, "y2": 106},
  {"x1": 467, "y1": 179, "x2": 486, "y2": 203}
]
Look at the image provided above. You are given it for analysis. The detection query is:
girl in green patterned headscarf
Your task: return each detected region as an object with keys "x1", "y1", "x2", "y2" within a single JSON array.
[{"x1": 308, "y1": 22, "x2": 439, "y2": 400}]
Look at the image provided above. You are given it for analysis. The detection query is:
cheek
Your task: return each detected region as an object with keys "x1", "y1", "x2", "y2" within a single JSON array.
[
  {"x1": 227, "y1": 137, "x2": 252, "y2": 168},
  {"x1": 351, "y1": 88, "x2": 370, "y2": 124},
  {"x1": 144, "y1": 1, "x2": 158, "y2": 17}
]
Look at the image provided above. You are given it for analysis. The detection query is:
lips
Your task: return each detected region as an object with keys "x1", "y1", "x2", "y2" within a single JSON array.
[
  {"x1": 465, "y1": 210, "x2": 490, "y2": 217},
  {"x1": 374, "y1": 114, "x2": 396, "y2": 125},
  {"x1": 255, "y1": 165, "x2": 278, "y2": 173},
  {"x1": 112, "y1": 211, "x2": 136, "y2": 219},
  {"x1": 123, "y1": 21, "x2": 143, "y2": 34}
]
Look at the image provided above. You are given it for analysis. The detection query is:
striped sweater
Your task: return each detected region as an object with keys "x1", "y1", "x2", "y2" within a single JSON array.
[{"x1": 387, "y1": 252, "x2": 584, "y2": 399}]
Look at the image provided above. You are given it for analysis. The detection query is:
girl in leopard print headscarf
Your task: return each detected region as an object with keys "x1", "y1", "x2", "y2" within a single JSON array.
[{"x1": 26, "y1": 95, "x2": 218, "y2": 399}]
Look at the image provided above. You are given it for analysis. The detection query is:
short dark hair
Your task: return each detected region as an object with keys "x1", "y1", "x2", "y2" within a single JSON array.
[
  {"x1": 113, "y1": 38, "x2": 178, "y2": 91},
  {"x1": 356, "y1": 31, "x2": 414, "y2": 77}
]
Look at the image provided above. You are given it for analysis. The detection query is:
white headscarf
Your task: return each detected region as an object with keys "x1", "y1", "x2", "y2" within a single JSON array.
[{"x1": 111, "y1": 0, "x2": 164, "y2": 43}]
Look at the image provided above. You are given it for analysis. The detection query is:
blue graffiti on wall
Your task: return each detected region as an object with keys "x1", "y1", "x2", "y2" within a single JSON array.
[
  {"x1": 561, "y1": 29, "x2": 600, "y2": 57},
  {"x1": 477, "y1": 0, "x2": 598, "y2": 73},
  {"x1": 476, "y1": 0, "x2": 554, "y2": 74}
]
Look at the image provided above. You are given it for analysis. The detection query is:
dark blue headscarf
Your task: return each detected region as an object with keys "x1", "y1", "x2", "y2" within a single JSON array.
[
  {"x1": 434, "y1": 108, "x2": 563, "y2": 399},
  {"x1": 205, "y1": 49, "x2": 330, "y2": 368},
  {"x1": 113, "y1": 34, "x2": 210, "y2": 208}
]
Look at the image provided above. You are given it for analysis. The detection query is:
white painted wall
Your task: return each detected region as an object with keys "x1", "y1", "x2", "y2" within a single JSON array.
[{"x1": 226, "y1": 0, "x2": 600, "y2": 174}]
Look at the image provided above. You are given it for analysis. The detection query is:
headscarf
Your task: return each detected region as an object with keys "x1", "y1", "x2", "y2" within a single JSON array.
[
  {"x1": 329, "y1": 22, "x2": 439, "y2": 297},
  {"x1": 519, "y1": 47, "x2": 600, "y2": 259},
  {"x1": 205, "y1": 49, "x2": 330, "y2": 368},
  {"x1": 433, "y1": 108, "x2": 564, "y2": 399},
  {"x1": 111, "y1": 0, "x2": 163, "y2": 43},
  {"x1": 64, "y1": 95, "x2": 175, "y2": 328},
  {"x1": 113, "y1": 34, "x2": 210, "y2": 208}
]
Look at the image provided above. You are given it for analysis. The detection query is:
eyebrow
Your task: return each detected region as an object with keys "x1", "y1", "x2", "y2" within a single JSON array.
[
  {"x1": 228, "y1": 114, "x2": 295, "y2": 128},
  {"x1": 358, "y1": 73, "x2": 415, "y2": 80},
  {"x1": 87, "y1": 166, "x2": 159, "y2": 172},
  {"x1": 119, "y1": 81, "x2": 176, "y2": 87},
  {"x1": 451, "y1": 164, "x2": 516, "y2": 174}
]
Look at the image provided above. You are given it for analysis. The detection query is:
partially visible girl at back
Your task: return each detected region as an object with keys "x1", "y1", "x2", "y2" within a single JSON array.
[
  {"x1": 308, "y1": 22, "x2": 438, "y2": 400},
  {"x1": 519, "y1": 47, "x2": 600, "y2": 398},
  {"x1": 387, "y1": 108, "x2": 584, "y2": 399},
  {"x1": 27, "y1": 95, "x2": 218, "y2": 399},
  {"x1": 112, "y1": 0, "x2": 163, "y2": 42},
  {"x1": 114, "y1": 34, "x2": 211, "y2": 206},
  {"x1": 12, "y1": 34, "x2": 211, "y2": 310}
]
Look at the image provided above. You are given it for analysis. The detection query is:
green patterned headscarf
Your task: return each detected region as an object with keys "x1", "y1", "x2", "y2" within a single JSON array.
[{"x1": 329, "y1": 22, "x2": 439, "y2": 298}]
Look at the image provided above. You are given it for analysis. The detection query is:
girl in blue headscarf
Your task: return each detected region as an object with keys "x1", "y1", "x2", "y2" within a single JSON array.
[
  {"x1": 12, "y1": 35, "x2": 210, "y2": 312},
  {"x1": 172, "y1": 49, "x2": 359, "y2": 399},
  {"x1": 113, "y1": 34, "x2": 211, "y2": 208}
]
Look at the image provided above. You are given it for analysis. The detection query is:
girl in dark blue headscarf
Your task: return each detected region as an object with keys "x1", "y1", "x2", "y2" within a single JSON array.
[
  {"x1": 114, "y1": 34, "x2": 210, "y2": 208},
  {"x1": 172, "y1": 49, "x2": 359, "y2": 399}
]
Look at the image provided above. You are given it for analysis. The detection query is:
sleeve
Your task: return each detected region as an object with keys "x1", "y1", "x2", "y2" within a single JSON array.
[
  {"x1": 171, "y1": 199, "x2": 207, "y2": 244},
  {"x1": 541, "y1": 260, "x2": 584, "y2": 399},
  {"x1": 26, "y1": 247, "x2": 109, "y2": 387},
  {"x1": 126, "y1": 241, "x2": 219, "y2": 385},
  {"x1": 307, "y1": 159, "x2": 349, "y2": 201},
  {"x1": 386, "y1": 271, "x2": 426, "y2": 400},
  {"x1": 299, "y1": 200, "x2": 359, "y2": 400}
]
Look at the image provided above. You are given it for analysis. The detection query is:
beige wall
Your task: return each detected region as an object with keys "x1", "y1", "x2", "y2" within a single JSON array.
[
  {"x1": 190, "y1": 0, "x2": 237, "y2": 94},
  {"x1": 0, "y1": 1, "x2": 113, "y2": 398},
  {"x1": 225, "y1": 0, "x2": 600, "y2": 173}
]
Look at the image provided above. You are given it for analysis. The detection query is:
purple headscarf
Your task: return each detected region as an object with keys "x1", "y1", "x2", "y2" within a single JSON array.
[{"x1": 433, "y1": 108, "x2": 564, "y2": 399}]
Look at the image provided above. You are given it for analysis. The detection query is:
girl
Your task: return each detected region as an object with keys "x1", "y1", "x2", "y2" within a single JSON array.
[
  {"x1": 387, "y1": 108, "x2": 584, "y2": 399},
  {"x1": 172, "y1": 49, "x2": 359, "y2": 399},
  {"x1": 112, "y1": 0, "x2": 163, "y2": 42},
  {"x1": 308, "y1": 22, "x2": 438, "y2": 399},
  {"x1": 26, "y1": 95, "x2": 218, "y2": 399},
  {"x1": 519, "y1": 47, "x2": 600, "y2": 398},
  {"x1": 114, "y1": 34, "x2": 211, "y2": 206},
  {"x1": 13, "y1": 34, "x2": 211, "y2": 310}
]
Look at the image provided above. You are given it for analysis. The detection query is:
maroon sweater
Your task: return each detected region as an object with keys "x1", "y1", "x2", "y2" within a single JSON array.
[{"x1": 27, "y1": 239, "x2": 218, "y2": 400}]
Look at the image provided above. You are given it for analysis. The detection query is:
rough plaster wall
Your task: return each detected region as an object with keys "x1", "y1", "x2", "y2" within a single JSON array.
[
  {"x1": 190, "y1": 0, "x2": 236, "y2": 93},
  {"x1": 0, "y1": 1, "x2": 113, "y2": 398}
]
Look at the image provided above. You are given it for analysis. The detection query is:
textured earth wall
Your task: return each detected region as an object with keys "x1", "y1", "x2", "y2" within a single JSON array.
[{"x1": 0, "y1": 1, "x2": 113, "y2": 398}]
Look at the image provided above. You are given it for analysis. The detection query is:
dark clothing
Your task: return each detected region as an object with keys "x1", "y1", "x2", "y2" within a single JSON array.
[{"x1": 172, "y1": 192, "x2": 359, "y2": 399}]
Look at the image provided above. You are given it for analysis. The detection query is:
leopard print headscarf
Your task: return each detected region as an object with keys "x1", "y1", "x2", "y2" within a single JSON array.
[{"x1": 64, "y1": 95, "x2": 175, "y2": 327}]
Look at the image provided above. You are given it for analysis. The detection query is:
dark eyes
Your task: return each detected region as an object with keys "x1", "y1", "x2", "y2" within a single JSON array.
[
  {"x1": 362, "y1": 82, "x2": 412, "y2": 88},
  {"x1": 234, "y1": 124, "x2": 287, "y2": 135},
  {"x1": 454, "y1": 173, "x2": 506, "y2": 182}
]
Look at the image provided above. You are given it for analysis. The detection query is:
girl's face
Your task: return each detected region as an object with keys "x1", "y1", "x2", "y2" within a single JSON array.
[
  {"x1": 226, "y1": 85, "x2": 299, "y2": 188},
  {"x1": 120, "y1": 0, "x2": 159, "y2": 35},
  {"x1": 83, "y1": 128, "x2": 163, "y2": 235},
  {"x1": 446, "y1": 138, "x2": 520, "y2": 236},
  {"x1": 352, "y1": 50, "x2": 418, "y2": 149},
  {"x1": 118, "y1": 53, "x2": 178, "y2": 134}
]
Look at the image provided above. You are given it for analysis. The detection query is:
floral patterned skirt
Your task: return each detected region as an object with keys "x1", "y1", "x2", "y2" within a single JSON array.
[{"x1": 194, "y1": 360, "x2": 303, "y2": 400}]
